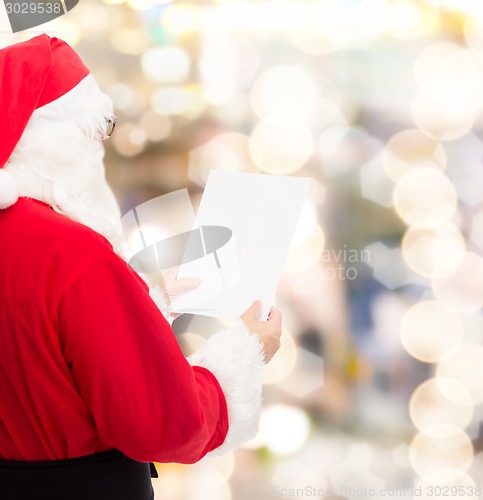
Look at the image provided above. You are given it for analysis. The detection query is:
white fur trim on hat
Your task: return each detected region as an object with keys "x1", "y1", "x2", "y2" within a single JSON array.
[{"x1": 0, "y1": 168, "x2": 19, "y2": 209}]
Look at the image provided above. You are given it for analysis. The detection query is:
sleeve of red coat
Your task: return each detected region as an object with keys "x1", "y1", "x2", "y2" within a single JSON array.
[{"x1": 56, "y1": 245, "x2": 245, "y2": 464}]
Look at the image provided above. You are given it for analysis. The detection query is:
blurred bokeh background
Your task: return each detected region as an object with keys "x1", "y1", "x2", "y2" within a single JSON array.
[{"x1": 5, "y1": 0, "x2": 483, "y2": 498}]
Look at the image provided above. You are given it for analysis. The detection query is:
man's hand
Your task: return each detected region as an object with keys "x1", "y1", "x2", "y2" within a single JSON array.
[
  {"x1": 241, "y1": 300, "x2": 282, "y2": 363},
  {"x1": 158, "y1": 267, "x2": 201, "y2": 304},
  {"x1": 156, "y1": 268, "x2": 201, "y2": 322}
]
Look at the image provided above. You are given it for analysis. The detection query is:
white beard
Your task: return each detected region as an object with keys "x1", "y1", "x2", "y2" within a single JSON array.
[
  {"x1": 7, "y1": 127, "x2": 124, "y2": 257},
  {"x1": 6, "y1": 75, "x2": 125, "y2": 257},
  {"x1": 51, "y1": 167, "x2": 124, "y2": 257}
]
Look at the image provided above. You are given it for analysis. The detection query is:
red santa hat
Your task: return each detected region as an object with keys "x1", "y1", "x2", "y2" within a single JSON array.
[{"x1": 0, "y1": 34, "x2": 90, "y2": 209}]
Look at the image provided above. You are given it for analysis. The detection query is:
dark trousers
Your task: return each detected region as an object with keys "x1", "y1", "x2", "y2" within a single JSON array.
[{"x1": 0, "y1": 449, "x2": 154, "y2": 500}]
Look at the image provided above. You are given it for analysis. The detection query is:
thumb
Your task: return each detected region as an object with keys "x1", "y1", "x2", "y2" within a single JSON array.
[
  {"x1": 244, "y1": 300, "x2": 263, "y2": 321},
  {"x1": 170, "y1": 277, "x2": 202, "y2": 296}
]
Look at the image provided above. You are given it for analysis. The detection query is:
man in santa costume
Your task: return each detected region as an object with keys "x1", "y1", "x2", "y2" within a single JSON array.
[{"x1": 0, "y1": 34, "x2": 282, "y2": 500}]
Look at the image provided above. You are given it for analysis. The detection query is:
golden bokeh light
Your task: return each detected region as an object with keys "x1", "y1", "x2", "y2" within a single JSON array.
[
  {"x1": 284, "y1": 264, "x2": 326, "y2": 298},
  {"x1": 435, "y1": 48, "x2": 483, "y2": 103},
  {"x1": 250, "y1": 65, "x2": 317, "y2": 121},
  {"x1": 179, "y1": 85, "x2": 206, "y2": 120},
  {"x1": 141, "y1": 47, "x2": 191, "y2": 84},
  {"x1": 412, "y1": 92, "x2": 476, "y2": 141},
  {"x1": 199, "y1": 36, "x2": 254, "y2": 105},
  {"x1": 187, "y1": 469, "x2": 225, "y2": 500},
  {"x1": 263, "y1": 330, "x2": 297, "y2": 384},
  {"x1": 188, "y1": 132, "x2": 259, "y2": 187},
  {"x1": 357, "y1": 0, "x2": 386, "y2": 40},
  {"x1": 400, "y1": 301, "x2": 463, "y2": 363},
  {"x1": 207, "y1": 453, "x2": 235, "y2": 482},
  {"x1": 272, "y1": 459, "x2": 328, "y2": 492},
  {"x1": 107, "y1": 83, "x2": 145, "y2": 116},
  {"x1": 152, "y1": 466, "x2": 185, "y2": 500},
  {"x1": 393, "y1": 168, "x2": 457, "y2": 228},
  {"x1": 203, "y1": 1, "x2": 302, "y2": 32},
  {"x1": 382, "y1": 129, "x2": 446, "y2": 182},
  {"x1": 161, "y1": 3, "x2": 202, "y2": 36},
  {"x1": 291, "y1": 203, "x2": 322, "y2": 247},
  {"x1": 289, "y1": 0, "x2": 354, "y2": 55},
  {"x1": 435, "y1": 377, "x2": 476, "y2": 408},
  {"x1": 185, "y1": 467, "x2": 232, "y2": 500},
  {"x1": 384, "y1": 0, "x2": 439, "y2": 40},
  {"x1": 139, "y1": 111, "x2": 172, "y2": 142},
  {"x1": 75, "y1": 2, "x2": 115, "y2": 38},
  {"x1": 310, "y1": 98, "x2": 348, "y2": 131},
  {"x1": 258, "y1": 404, "x2": 311, "y2": 455},
  {"x1": 401, "y1": 223, "x2": 466, "y2": 279},
  {"x1": 127, "y1": 0, "x2": 160, "y2": 10},
  {"x1": 199, "y1": 36, "x2": 260, "y2": 106},
  {"x1": 414, "y1": 42, "x2": 458, "y2": 88},
  {"x1": 409, "y1": 427, "x2": 474, "y2": 476},
  {"x1": 413, "y1": 43, "x2": 483, "y2": 104},
  {"x1": 151, "y1": 86, "x2": 203, "y2": 117},
  {"x1": 249, "y1": 118, "x2": 314, "y2": 174},
  {"x1": 432, "y1": 252, "x2": 483, "y2": 313},
  {"x1": 412, "y1": 42, "x2": 480, "y2": 141},
  {"x1": 464, "y1": 14, "x2": 483, "y2": 52},
  {"x1": 129, "y1": 128, "x2": 146, "y2": 146},
  {"x1": 283, "y1": 225, "x2": 325, "y2": 274},
  {"x1": 436, "y1": 343, "x2": 483, "y2": 404},
  {"x1": 422, "y1": 0, "x2": 476, "y2": 13},
  {"x1": 415, "y1": 468, "x2": 476, "y2": 500},
  {"x1": 209, "y1": 91, "x2": 252, "y2": 125},
  {"x1": 55, "y1": 19, "x2": 82, "y2": 47},
  {"x1": 110, "y1": 29, "x2": 150, "y2": 55},
  {"x1": 112, "y1": 123, "x2": 147, "y2": 157},
  {"x1": 409, "y1": 378, "x2": 473, "y2": 437}
]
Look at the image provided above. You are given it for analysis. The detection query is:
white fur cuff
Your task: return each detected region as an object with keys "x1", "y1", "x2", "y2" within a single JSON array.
[{"x1": 188, "y1": 320, "x2": 265, "y2": 456}]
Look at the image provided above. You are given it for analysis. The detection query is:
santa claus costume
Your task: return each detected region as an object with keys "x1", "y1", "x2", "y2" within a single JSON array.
[{"x1": 0, "y1": 35, "x2": 268, "y2": 500}]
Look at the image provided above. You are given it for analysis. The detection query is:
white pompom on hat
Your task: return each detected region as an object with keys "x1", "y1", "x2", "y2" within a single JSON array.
[{"x1": 0, "y1": 34, "x2": 90, "y2": 209}]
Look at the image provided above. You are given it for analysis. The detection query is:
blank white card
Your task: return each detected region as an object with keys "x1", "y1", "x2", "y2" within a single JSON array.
[{"x1": 170, "y1": 171, "x2": 311, "y2": 320}]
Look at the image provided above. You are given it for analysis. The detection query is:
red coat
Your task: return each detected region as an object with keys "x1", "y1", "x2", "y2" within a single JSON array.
[{"x1": 0, "y1": 198, "x2": 229, "y2": 463}]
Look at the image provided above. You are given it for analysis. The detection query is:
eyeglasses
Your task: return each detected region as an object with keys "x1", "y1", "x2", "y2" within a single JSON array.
[{"x1": 101, "y1": 115, "x2": 117, "y2": 140}]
